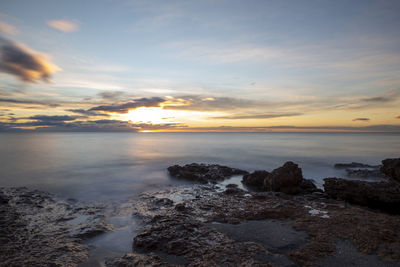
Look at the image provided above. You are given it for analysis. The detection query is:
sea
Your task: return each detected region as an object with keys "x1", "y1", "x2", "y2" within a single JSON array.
[{"x1": 1, "y1": 132, "x2": 399, "y2": 201}]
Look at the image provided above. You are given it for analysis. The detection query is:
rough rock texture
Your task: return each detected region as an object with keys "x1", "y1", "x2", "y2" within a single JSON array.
[
  {"x1": 242, "y1": 170, "x2": 270, "y2": 188},
  {"x1": 323, "y1": 178, "x2": 400, "y2": 213},
  {"x1": 381, "y1": 158, "x2": 400, "y2": 182},
  {"x1": 167, "y1": 163, "x2": 248, "y2": 183},
  {"x1": 334, "y1": 162, "x2": 380, "y2": 169},
  {"x1": 263, "y1": 162, "x2": 303, "y2": 194},
  {"x1": 105, "y1": 253, "x2": 174, "y2": 267},
  {"x1": 299, "y1": 179, "x2": 321, "y2": 194},
  {"x1": 0, "y1": 187, "x2": 112, "y2": 267},
  {"x1": 106, "y1": 183, "x2": 400, "y2": 267}
]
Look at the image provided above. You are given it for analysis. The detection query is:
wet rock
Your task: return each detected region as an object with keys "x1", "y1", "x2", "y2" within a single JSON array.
[
  {"x1": 167, "y1": 163, "x2": 248, "y2": 183},
  {"x1": 242, "y1": 170, "x2": 270, "y2": 188},
  {"x1": 345, "y1": 168, "x2": 383, "y2": 178},
  {"x1": 174, "y1": 203, "x2": 185, "y2": 212},
  {"x1": 154, "y1": 198, "x2": 174, "y2": 206},
  {"x1": 105, "y1": 252, "x2": 171, "y2": 267},
  {"x1": 334, "y1": 162, "x2": 380, "y2": 169},
  {"x1": 263, "y1": 161, "x2": 303, "y2": 194},
  {"x1": 323, "y1": 178, "x2": 400, "y2": 213},
  {"x1": 224, "y1": 185, "x2": 245, "y2": 195},
  {"x1": 381, "y1": 158, "x2": 400, "y2": 182},
  {"x1": 299, "y1": 179, "x2": 321, "y2": 194}
]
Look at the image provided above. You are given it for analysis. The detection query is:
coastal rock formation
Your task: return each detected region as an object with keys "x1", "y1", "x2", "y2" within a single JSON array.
[
  {"x1": 242, "y1": 162, "x2": 320, "y2": 194},
  {"x1": 323, "y1": 178, "x2": 400, "y2": 213},
  {"x1": 167, "y1": 163, "x2": 248, "y2": 184},
  {"x1": 263, "y1": 161, "x2": 303, "y2": 194},
  {"x1": 0, "y1": 187, "x2": 112, "y2": 267},
  {"x1": 106, "y1": 181, "x2": 400, "y2": 266},
  {"x1": 381, "y1": 158, "x2": 400, "y2": 182},
  {"x1": 242, "y1": 170, "x2": 269, "y2": 188}
]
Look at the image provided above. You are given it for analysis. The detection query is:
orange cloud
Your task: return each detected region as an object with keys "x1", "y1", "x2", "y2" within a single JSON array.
[
  {"x1": 0, "y1": 37, "x2": 61, "y2": 82},
  {"x1": 0, "y1": 21, "x2": 18, "y2": 35},
  {"x1": 46, "y1": 20, "x2": 79, "y2": 32}
]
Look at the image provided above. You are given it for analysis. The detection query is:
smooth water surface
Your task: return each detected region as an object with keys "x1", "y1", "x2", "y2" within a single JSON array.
[{"x1": 0, "y1": 132, "x2": 399, "y2": 201}]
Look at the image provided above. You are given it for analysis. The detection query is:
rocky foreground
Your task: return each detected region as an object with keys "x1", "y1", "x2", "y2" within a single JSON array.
[{"x1": 1, "y1": 158, "x2": 400, "y2": 266}]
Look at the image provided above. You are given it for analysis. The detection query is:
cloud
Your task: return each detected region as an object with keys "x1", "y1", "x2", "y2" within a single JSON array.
[
  {"x1": 89, "y1": 97, "x2": 165, "y2": 114},
  {"x1": 67, "y1": 109, "x2": 109, "y2": 117},
  {"x1": 98, "y1": 91, "x2": 125, "y2": 100},
  {"x1": 29, "y1": 115, "x2": 78, "y2": 122},
  {"x1": 362, "y1": 96, "x2": 392, "y2": 103},
  {"x1": 0, "y1": 97, "x2": 60, "y2": 107},
  {"x1": 164, "y1": 95, "x2": 257, "y2": 111},
  {"x1": 352, "y1": 118, "x2": 370, "y2": 121},
  {"x1": 396, "y1": 115, "x2": 400, "y2": 119},
  {"x1": 46, "y1": 20, "x2": 79, "y2": 32},
  {"x1": 210, "y1": 112, "x2": 303, "y2": 120},
  {"x1": 0, "y1": 118, "x2": 185, "y2": 132},
  {"x1": 0, "y1": 21, "x2": 18, "y2": 35},
  {"x1": 0, "y1": 37, "x2": 60, "y2": 82}
]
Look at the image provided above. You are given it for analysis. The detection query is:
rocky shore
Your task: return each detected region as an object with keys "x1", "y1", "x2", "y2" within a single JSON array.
[{"x1": 1, "y1": 158, "x2": 400, "y2": 266}]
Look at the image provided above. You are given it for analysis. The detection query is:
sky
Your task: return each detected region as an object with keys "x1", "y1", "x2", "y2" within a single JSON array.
[{"x1": 0, "y1": 0, "x2": 400, "y2": 132}]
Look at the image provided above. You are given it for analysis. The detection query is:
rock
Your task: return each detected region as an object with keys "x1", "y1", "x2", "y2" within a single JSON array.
[
  {"x1": 263, "y1": 161, "x2": 303, "y2": 194},
  {"x1": 174, "y1": 203, "x2": 185, "y2": 212},
  {"x1": 167, "y1": 163, "x2": 248, "y2": 184},
  {"x1": 242, "y1": 170, "x2": 269, "y2": 188},
  {"x1": 334, "y1": 162, "x2": 380, "y2": 169},
  {"x1": 154, "y1": 198, "x2": 174, "y2": 206},
  {"x1": 345, "y1": 168, "x2": 383, "y2": 178},
  {"x1": 299, "y1": 179, "x2": 321, "y2": 194},
  {"x1": 105, "y1": 253, "x2": 170, "y2": 267},
  {"x1": 323, "y1": 178, "x2": 400, "y2": 213},
  {"x1": 381, "y1": 158, "x2": 400, "y2": 182}
]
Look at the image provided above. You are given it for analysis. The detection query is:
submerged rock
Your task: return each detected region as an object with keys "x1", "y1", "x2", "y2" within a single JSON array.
[
  {"x1": 323, "y1": 178, "x2": 400, "y2": 213},
  {"x1": 381, "y1": 158, "x2": 400, "y2": 182},
  {"x1": 167, "y1": 163, "x2": 248, "y2": 184},
  {"x1": 334, "y1": 162, "x2": 380, "y2": 169},
  {"x1": 345, "y1": 168, "x2": 383, "y2": 179}
]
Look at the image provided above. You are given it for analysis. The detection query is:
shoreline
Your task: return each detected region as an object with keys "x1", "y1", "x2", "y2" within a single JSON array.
[{"x1": 1, "y1": 159, "x2": 400, "y2": 266}]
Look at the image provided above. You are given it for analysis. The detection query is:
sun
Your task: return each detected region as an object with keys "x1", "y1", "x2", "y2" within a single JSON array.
[{"x1": 123, "y1": 107, "x2": 173, "y2": 124}]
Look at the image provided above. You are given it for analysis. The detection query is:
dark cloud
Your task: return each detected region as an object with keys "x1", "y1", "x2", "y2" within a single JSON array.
[
  {"x1": 89, "y1": 97, "x2": 165, "y2": 113},
  {"x1": 352, "y1": 118, "x2": 370, "y2": 121},
  {"x1": 0, "y1": 119, "x2": 185, "y2": 132},
  {"x1": 29, "y1": 115, "x2": 78, "y2": 122},
  {"x1": 0, "y1": 98, "x2": 60, "y2": 107},
  {"x1": 67, "y1": 109, "x2": 109, "y2": 117},
  {"x1": 210, "y1": 112, "x2": 302, "y2": 120},
  {"x1": 362, "y1": 96, "x2": 392, "y2": 103},
  {"x1": 0, "y1": 37, "x2": 59, "y2": 82},
  {"x1": 98, "y1": 91, "x2": 125, "y2": 100}
]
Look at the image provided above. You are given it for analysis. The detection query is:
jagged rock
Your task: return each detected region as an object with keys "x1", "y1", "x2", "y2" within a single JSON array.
[
  {"x1": 167, "y1": 163, "x2": 248, "y2": 184},
  {"x1": 381, "y1": 158, "x2": 400, "y2": 182},
  {"x1": 242, "y1": 170, "x2": 270, "y2": 188},
  {"x1": 224, "y1": 184, "x2": 245, "y2": 195},
  {"x1": 334, "y1": 162, "x2": 380, "y2": 169},
  {"x1": 263, "y1": 161, "x2": 303, "y2": 194},
  {"x1": 323, "y1": 178, "x2": 400, "y2": 213}
]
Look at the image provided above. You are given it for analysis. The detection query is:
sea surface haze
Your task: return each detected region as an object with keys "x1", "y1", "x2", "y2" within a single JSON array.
[{"x1": 0, "y1": 132, "x2": 399, "y2": 201}]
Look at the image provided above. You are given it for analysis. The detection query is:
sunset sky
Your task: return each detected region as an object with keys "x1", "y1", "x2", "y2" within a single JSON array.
[{"x1": 1, "y1": 0, "x2": 400, "y2": 132}]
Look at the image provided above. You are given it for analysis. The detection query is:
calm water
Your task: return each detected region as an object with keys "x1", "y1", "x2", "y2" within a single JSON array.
[{"x1": 0, "y1": 132, "x2": 399, "y2": 201}]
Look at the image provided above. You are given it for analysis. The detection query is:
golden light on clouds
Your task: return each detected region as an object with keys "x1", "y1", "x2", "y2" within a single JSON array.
[
  {"x1": 46, "y1": 20, "x2": 79, "y2": 32},
  {"x1": 0, "y1": 21, "x2": 18, "y2": 35}
]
